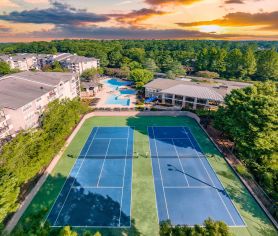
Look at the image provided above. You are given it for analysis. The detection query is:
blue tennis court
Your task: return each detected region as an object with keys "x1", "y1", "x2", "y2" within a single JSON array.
[
  {"x1": 46, "y1": 127, "x2": 133, "y2": 228},
  {"x1": 148, "y1": 126, "x2": 245, "y2": 226}
]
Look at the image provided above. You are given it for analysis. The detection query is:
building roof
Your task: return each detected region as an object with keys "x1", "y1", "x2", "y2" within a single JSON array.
[
  {"x1": 53, "y1": 53, "x2": 72, "y2": 61},
  {"x1": 161, "y1": 84, "x2": 224, "y2": 101},
  {"x1": 144, "y1": 78, "x2": 251, "y2": 99},
  {"x1": 0, "y1": 71, "x2": 75, "y2": 109},
  {"x1": 54, "y1": 53, "x2": 98, "y2": 63},
  {"x1": 12, "y1": 53, "x2": 36, "y2": 61}
]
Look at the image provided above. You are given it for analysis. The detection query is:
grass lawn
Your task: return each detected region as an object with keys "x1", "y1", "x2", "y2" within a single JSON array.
[{"x1": 17, "y1": 116, "x2": 277, "y2": 236}]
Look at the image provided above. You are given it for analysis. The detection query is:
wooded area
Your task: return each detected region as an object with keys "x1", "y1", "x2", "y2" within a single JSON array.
[
  {"x1": 214, "y1": 82, "x2": 278, "y2": 218},
  {"x1": 0, "y1": 40, "x2": 277, "y2": 81}
]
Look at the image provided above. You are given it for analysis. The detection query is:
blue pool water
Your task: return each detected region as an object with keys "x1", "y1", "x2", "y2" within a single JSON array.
[
  {"x1": 105, "y1": 78, "x2": 133, "y2": 88},
  {"x1": 104, "y1": 78, "x2": 135, "y2": 106},
  {"x1": 106, "y1": 95, "x2": 130, "y2": 106},
  {"x1": 119, "y1": 89, "x2": 136, "y2": 95}
]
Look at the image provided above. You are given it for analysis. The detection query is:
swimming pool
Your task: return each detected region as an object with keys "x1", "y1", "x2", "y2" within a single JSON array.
[
  {"x1": 104, "y1": 78, "x2": 135, "y2": 106},
  {"x1": 104, "y1": 78, "x2": 133, "y2": 88},
  {"x1": 106, "y1": 95, "x2": 130, "y2": 106},
  {"x1": 119, "y1": 89, "x2": 137, "y2": 95}
]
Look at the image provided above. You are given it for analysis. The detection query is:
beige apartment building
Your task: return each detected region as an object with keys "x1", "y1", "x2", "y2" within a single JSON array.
[
  {"x1": 0, "y1": 53, "x2": 99, "y2": 74},
  {"x1": 0, "y1": 53, "x2": 38, "y2": 71},
  {"x1": 52, "y1": 53, "x2": 99, "y2": 74},
  {"x1": 0, "y1": 71, "x2": 80, "y2": 140}
]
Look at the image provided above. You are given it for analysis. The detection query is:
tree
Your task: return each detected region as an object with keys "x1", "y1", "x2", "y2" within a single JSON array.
[
  {"x1": 196, "y1": 48, "x2": 209, "y2": 71},
  {"x1": 208, "y1": 47, "x2": 227, "y2": 74},
  {"x1": 169, "y1": 61, "x2": 186, "y2": 77},
  {"x1": 242, "y1": 47, "x2": 257, "y2": 78},
  {"x1": 159, "y1": 220, "x2": 172, "y2": 236},
  {"x1": 108, "y1": 50, "x2": 123, "y2": 68},
  {"x1": 166, "y1": 70, "x2": 175, "y2": 80},
  {"x1": 0, "y1": 61, "x2": 12, "y2": 75},
  {"x1": 214, "y1": 82, "x2": 278, "y2": 198},
  {"x1": 93, "y1": 232, "x2": 102, "y2": 236},
  {"x1": 59, "y1": 226, "x2": 78, "y2": 236},
  {"x1": 0, "y1": 168, "x2": 20, "y2": 223},
  {"x1": 128, "y1": 61, "x2": 143, "y2": 70},
  {"x1": 81, "y1": 68, "x2": 100, "y2": 82},
  {"x1": 0, "y1": 99, "x2": 88, "y2": 223},
  {"x1": 225, "y1": 48, "x2": 244, "y2": 78},
  {"x1": 255, "y1": 49, "x2": 278, "y2": 81},
  {"x1": 126, "y1": 48, "x2": 145, "y2": 63},
  {"x1": 143, "y1": 58, "x2": 158, "y2": 73},
  {"x1": 160, "y1": 219, "x2": 231, "y2": 236},
  {"x1": 129, "y1": 69, "x2": 153, "y2": 88}
]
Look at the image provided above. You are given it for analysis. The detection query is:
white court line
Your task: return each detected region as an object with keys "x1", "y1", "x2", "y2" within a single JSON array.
[
  {"x1": 154, "y1": 138, "x2": 190, "y2": 140},
  {"x1": 94, "y1": 138, "x2": 128, "y2": 140},
  {"x1": 53, "y1": 127, "x2": 99, "y2": 226},
  {"x1": 44, "y1": 128, "x2": 96, "y2": 224},
  {"x1": 186, "y1": 127, "x2": 246, "y2": 226},
  {"x1": 164, "y1": 186, "x2": 211, "y2": 189},
  {"x1": 118, "y1": 127, "x2": 129, "y2": 226},
  {"x1": 96, "y1": 139, "x2": 112, "y2": 187},
  {"x1": 171, "y1": 138, "x2": 190, "y2": 187},
  {"x1": 183, "y1": 127, "x2": 236, "y2": 226},
  {"x1": 71, "y1": 186, "x2": 123, "y2": 189},
  {"x1": 44, "y1": 127, "x2": 97, "y2": 224},
  {"x1": 152, "y1": 127, "x2": 170, "y2": 220}
]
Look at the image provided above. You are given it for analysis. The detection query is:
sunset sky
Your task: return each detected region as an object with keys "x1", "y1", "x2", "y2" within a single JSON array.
[{"x1": 0, "y1": 0, "x2": 277, "y2": 42}]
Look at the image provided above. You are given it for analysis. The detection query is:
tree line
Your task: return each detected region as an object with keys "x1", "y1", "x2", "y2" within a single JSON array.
[
  {"x1": 160, "y1": 218, "x2": 231, "y2": 236},
  {"x1": 214, "y1": 82, "x2": 278, "y2": 218},
  {"x1": 0, "y1": 40, "x2": 277, "y2": 81}
]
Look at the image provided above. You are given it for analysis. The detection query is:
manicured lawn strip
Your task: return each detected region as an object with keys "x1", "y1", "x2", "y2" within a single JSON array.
[{"x1": 16, "y1": 116, "x2": 277, "y2": 236}]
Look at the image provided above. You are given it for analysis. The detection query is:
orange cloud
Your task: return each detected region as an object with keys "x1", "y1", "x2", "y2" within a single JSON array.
[
  {"x1": 145, "y1": 0, "x2": 202, "y2": 6},
  {"x1": 177, "y1": 11, "x2": 278, "y2": 30},
  {"x1": 111, "y1": 8, "x2": 168, "y2": 26}
]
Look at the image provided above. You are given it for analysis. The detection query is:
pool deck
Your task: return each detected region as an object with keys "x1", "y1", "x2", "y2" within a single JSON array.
[{"x1": 95, "y1": 79, "x2": 137, "y2": 108}]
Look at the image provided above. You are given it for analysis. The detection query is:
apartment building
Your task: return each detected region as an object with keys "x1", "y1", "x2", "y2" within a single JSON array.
[
  {"x1": 52, "y1": 53, "x2": 99, "y2": 74},
  {"x1": 0, "y1": 53, "x2": 38, "y2": 71},
  {"x1": 144, "y1": 78, "x2": 251, "y2": 110},
  {"x1": 0, "y1": 71, "x2": 80, "y2": 139},
  {"x1": 0, "y1": 53, "x2": 99, "y2": 73}
]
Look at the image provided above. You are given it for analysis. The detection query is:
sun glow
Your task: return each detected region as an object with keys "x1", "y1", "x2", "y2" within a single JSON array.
[{"x1": 198, "y1": 25, "x2": 222, "y2": 33}]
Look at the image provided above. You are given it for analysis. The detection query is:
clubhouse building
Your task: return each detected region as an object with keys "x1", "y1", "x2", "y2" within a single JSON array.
[{"x1": 144, "y1": 78, "x2": 250, "y2": 110}]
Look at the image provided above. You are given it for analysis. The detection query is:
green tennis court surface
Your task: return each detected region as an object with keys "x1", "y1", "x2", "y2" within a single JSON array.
[{"x1": 17, "y1": 116, "x2": 277, "y2": 236}]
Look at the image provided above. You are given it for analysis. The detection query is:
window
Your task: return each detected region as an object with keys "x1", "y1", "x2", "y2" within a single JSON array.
[
  {"x1": 185, "y1": 97, "x2": 195, "y2": 102},
  {"x1": 165, "y1": 93, "x2": 173, "y2": 99},
  {"x1": 175, "y1": 95, "x2": 183, "y2": 101},
  {"x1": 197, "y1": 98, "x2": 207, "y2": 104}
]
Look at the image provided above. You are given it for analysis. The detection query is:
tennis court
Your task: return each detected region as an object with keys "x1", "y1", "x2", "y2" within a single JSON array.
[
  {"x1": 46, "y1": 127, "x2": 133, "y2": 228},
  {"x1": 148, "y1": 126, "x2": 245, "y2": 226}
]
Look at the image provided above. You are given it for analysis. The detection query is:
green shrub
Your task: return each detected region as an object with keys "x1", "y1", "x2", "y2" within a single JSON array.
[{"x1": 236, "y1": 164, "x2": 252, "y2": 179}]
